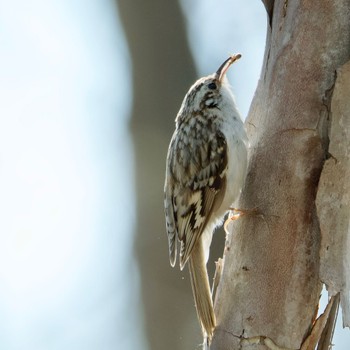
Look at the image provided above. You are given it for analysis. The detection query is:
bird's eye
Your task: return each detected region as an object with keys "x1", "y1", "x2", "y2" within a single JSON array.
[{"x1": 208, "y1": 82, "x2": 217, "y2": 90}]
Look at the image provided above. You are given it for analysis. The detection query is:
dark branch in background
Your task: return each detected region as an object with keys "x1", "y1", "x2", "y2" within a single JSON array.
[
  {"x1": 261, "y1": 0, "x2": 274, "y2": 25},
  {"x1": 117, "y1": 0, "x2": 199, "y2": 349}
]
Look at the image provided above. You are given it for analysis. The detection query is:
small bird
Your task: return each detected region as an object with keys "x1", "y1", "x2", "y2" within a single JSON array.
[{"x1": 164, "y1": 54, "x2": 248, "y2": 339}]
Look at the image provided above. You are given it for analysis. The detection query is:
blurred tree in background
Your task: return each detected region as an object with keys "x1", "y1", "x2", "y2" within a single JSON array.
[{"x1": 118, "y1": 1, "x2": 201, "y2": 349}]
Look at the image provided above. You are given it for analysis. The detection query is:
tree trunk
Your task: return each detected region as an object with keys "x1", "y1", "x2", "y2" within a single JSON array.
[
  {"x1": 211, "y1": 1, "x2": 350, "y2": 349},
  {"x1": 316, "y1": 60, "x2": 350, "y2": 330}
]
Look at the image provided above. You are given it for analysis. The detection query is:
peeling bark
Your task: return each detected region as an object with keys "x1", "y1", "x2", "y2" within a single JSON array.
[
  {"x1": 210, "y1": 1, "x2": 350, "y2": 349},
  {"x1": 316, "y1": 60, "x2": 350, "y2": 327}
]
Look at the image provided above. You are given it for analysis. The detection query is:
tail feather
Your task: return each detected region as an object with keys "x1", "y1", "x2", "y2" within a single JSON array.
[{"x1": 188, "y1": 240, "x2": 216, "y2": 339}]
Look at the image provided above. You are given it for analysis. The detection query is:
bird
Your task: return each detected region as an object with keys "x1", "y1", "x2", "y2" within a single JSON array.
[{"x1": 164, "y1": 54, "x2": 248, "y2": 340}]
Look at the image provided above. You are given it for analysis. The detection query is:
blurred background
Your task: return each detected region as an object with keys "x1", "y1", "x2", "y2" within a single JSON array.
[{"x1": 0, "y1": 0, "x2": 348, "y2": 349}]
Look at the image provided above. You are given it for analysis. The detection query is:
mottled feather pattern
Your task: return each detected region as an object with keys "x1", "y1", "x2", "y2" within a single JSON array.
[
  {"x1": 164, "y1": 55, "x2": 247, "y2": 339},
  {"x1": 165, "y1": 110, "x2": 229, "y2": 268}
]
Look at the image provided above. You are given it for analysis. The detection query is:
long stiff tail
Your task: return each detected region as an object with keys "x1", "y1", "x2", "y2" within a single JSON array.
[{"x1": 188, "y1": 239, "x2": 216, "y2": 339}]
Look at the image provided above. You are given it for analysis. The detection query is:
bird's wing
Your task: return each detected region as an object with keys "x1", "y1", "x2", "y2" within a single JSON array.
[
  {"x1": 164, "y1": 174, "x2": 177, "y2": 267},
  {"x1": 164, "y1": 129, "x2": 228, "y2": 269}
]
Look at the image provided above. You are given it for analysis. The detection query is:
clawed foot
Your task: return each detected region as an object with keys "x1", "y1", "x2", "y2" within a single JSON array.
[
  {"x1": 224, "y1": 207, "x2": 261, "y2": 232},
  {"x1": 229, "y1": 207, "x2": 261, "y2": 218}
]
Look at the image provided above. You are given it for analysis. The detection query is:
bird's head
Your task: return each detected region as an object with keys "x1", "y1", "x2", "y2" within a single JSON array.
[{"x1": 176, "y1": 54, "x2": 241, "y2": 125}]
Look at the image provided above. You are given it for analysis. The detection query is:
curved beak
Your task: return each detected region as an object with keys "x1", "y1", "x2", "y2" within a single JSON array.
[{"x1": 215, "y1": 53, "x2": 241, "y2": 82}]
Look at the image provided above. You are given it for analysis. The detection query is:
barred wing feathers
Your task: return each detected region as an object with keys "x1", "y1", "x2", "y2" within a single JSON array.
[{"x1": 164, "y1": 129, "x2": 228, "y2": 269}]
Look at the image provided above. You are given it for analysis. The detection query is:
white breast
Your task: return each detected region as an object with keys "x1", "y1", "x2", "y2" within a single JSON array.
[{"x1": 200, "y1": 84, "x2": 248, "y2": 263}]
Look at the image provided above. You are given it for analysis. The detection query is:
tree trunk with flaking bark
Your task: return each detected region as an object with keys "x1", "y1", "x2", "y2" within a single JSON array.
[
  {"x1": 211, "y1": 1, "x2": 350, "y2": 349},
  {"x1": 316, "y1": 61, "x2": 350, "y2": 327}
]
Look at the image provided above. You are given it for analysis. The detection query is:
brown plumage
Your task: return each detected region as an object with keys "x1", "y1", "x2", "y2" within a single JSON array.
[{"x1": 164, "y1": 54, "x2": 247, "y2": 340}]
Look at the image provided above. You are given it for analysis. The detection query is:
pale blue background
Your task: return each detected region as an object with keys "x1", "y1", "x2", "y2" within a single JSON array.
[{"x1": 0, "y1": 0, "x2": 348, "y2": 349}]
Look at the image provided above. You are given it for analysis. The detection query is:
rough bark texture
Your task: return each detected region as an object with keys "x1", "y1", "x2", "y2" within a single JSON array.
[
  {"x1": 211, "y1": 1, "x2": 350, "y2": 349},
  {"x1": 316, "y1": 61, "x2": 350, "y2": 327}
]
